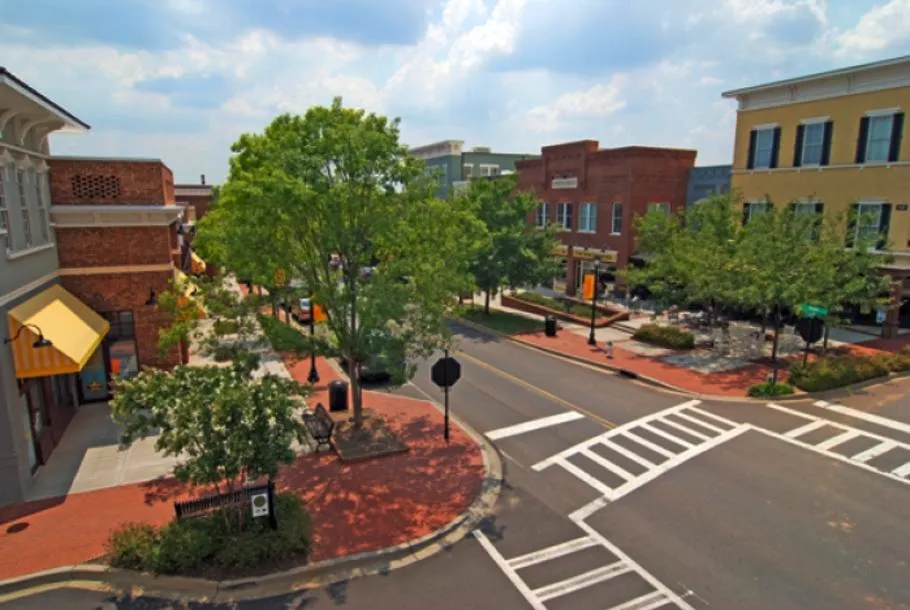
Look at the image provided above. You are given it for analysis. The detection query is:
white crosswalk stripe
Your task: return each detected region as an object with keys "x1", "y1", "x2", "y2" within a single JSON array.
[
  {"x1": 532, "y1": 400, "x2": 750, "y2": 501},
  {"x1": 766, "y1": 402, "x2": 910, "y2": 485}
]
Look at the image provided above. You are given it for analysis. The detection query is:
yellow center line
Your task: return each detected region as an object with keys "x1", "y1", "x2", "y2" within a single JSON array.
[{"x1": 454, "y1": 349, "x2": 617, "y2": 430}]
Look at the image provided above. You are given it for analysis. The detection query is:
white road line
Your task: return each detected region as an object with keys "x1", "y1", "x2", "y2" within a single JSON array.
[
  {"x1": 506, "y1": 536, "x2": 598, "y2": 570},
  {"x1": 623, "y1": 430, "x2": 677, "y2": 459},
  {"x1": 533, "y1": 562, "x2": 631, "y2": 602},
  {"x1": 816, "y1": 402, "x2": 910, "y2": 436},
  {"x1": 784, "y1": 419, "x2": 828, "y2": 438},
  {"x1": 600, "y1": 438, "x2": 658, "y2": 469},
  {"x1": 473, "y1": 530, "x2": 547, "y2": 610},
  {"x1": 686, "y1": 405, "x2": 739, "y2": 430},
  {"x1": 851, "y1": 440, "x2": 898, "y2": 463},
  {"x1": 892, "y1": 462, "x2": 910, "y2": 477},
  {"x1": 610, "y1": 590, "x2": 672, "y2": 610},
  {"x1": 659, "y1": 417, "x2": 711, "y2": 441},
  {"x1": 580, "y1": 448, "x2": 635, "y2": 481},
  {"x1": 573, "y1": 519, "x2": 697, "y2": 610},
  {"x1": 485, "y1": 411, "x2": 585, "y2": 440},
  {"x1": 816, "y1": 429, "x2": 861, "y2": 451},
  {"x1": 674, "y1": 410, "x2": 727, "y2": 434},
  {"x1": 639, "y1": 422, "x2": 694, "y2": 449},
  {"x1": 556, "y1": 457, "x2": 617, "y2": 499},
  {"x1": 568, "y1": 496, "x2": 610, "y2": 522}
]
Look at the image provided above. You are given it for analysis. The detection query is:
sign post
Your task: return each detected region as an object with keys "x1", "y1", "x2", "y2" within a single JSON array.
[
  {"x1": 796, "y1": 317, "x2": 825, "y2": 366},
  {"x1": 431, "y1": 351, "x2": 462, "y2": 442}
]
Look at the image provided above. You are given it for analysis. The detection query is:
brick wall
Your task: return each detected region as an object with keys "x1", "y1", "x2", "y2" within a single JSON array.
[
  {"x1": 60, "y1": 271, "x2": 181, "y2": 369},
  {"x1": 55, "y1": 226, "x2": 173, "y2": 268},
  {"x1": 48, "y1": 158, "x2": 174, "y2": 206}
]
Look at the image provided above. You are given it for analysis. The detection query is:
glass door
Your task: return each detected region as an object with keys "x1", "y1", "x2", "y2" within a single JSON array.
[{"x1": 79, "y1": 347, "x2": 109, "y2": 403}]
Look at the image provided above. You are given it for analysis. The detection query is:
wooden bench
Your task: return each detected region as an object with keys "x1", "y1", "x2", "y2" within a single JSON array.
[
  {"x1": 303, "y1": 403, "x2": 335, "y2": 452},
  {"x1": 174, "y1": 481, "x2": 272, "y2": 520}
]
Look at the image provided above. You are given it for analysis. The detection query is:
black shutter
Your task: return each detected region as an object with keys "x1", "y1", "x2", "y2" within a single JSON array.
[
  {"x1": 846, "y1": 203, "x2": 858, "y2": 248},
  {"x1": 856, "y1": 117, "x2": 870, "y2": 163},
  {"x1": 878, "y1": 203, "x2": 893, "y2": 250},
  {"x1": 888, "y1": 112, "x2": 904, "y2": 163},
  {"x1": 746, "y1": 129, "x2": 757, "y2": 170},
  {"x1": 814, "y1": 202, "x2": 824, "y2": 214},
  {"x1": 821, "y1": 121, "x2": 834, "y2": 166},
  {"x1": 770, "y1": 127, "x2": 782, "y2": 168},
  {"x1": 813, "y1": 202, "x2": 825, "y2": 240},
  {"x1": 742, "y1": 203, "x2": 751, "y2": 226},
  {"x1": 793, "y1": 124, "x2": 805, "y2": 167}
]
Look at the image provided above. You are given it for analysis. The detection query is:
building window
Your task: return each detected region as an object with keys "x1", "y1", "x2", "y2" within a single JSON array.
[
  {"x1": 750, "y1": 127, "x2": 777, "y2": 169},
  {"x1": 479, "y1": 165, "x2": 500, "y2": 177},
  {"x1": 463, "y1": 164, "x2": 473, "y2": 179},
  {"x1": 791, "y1": 202, "x2": 822, "y2": 215},
  {"x1": 801, "y1": 122, "x2": 825, "y2": 166},
  {"x1": 611, "y1": 203, "x2": 622, "y2": 234},
  {"x1": 647, "y1": 202, "x2": 671, "y2": 216},
  {"x1": 104, "y1": 311, "x2": 136, "y2": 341},
  {"x1": 0, "y1": 167, "x2": 8, "y2": 235},
  {"x1": 556, "y1": 202, "x2": 573, "y2": 231},
  {"x1": 437, "y1": 164, "x2": 447, "y2": 186},
  {"x1": 743, "y1": 201, "x2": 771, "y2": 224},
  {"x1": 853, "y1": 202, "x2": 888, "y2": 245},
  {"x1": 34, "y1": 170, "x2": 49, "y2": 243},
  {"x1": 16, "y1": 169, "x2": 32, "y2": 248},
  {"x1": 579, "y1": 202, "x2": 597, "y2": 232},
  {"x1": 866, "y1": 115, "x2": 895, "y2": 163},
  {"x1": 535, "y1": 203, "x2": 549, "y2": 228}
]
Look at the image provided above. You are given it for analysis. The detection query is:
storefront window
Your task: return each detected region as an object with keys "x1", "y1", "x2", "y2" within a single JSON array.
[
  {"x1": 26, "y1": 378, "x2": 47, "y2": 433},
  {"x1": 109, "y1": 340, "x2": 139, "y2": 380}
]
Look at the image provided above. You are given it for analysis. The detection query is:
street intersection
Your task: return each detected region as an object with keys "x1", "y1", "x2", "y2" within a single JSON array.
[{"x1": 7, "y1": 321, "x2": 910, "y2": 609}]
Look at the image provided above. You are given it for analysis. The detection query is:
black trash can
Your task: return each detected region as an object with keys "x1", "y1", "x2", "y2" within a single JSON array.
[
  {"x1": 545, "y1": 315, "x2": 557, "y2": 337},
  {"x1": 328, "y1": 380, "x2": 349, "y2": 412}
]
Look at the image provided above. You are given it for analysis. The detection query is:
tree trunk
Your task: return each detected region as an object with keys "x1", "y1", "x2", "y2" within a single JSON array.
[
  {"x1": 484, "y1": 290, "x2": 491, "y2": 315},
  {"x1": 770, "y1": 305, "x2": 782, "y2": 384},
  {"x1": 349, "y1": 269, "x2": 363, "y2": 429},
  {"x1": 822, "y1": 323, "x2": 830, "y2": 353}
]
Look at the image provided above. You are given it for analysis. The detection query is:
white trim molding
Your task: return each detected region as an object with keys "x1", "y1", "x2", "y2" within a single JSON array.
[
  {"x1": 58, "y1": 263, "x2": 174, "y2": 276},
  {"x1": 752, "y1": 123, "x2": 779, "y2": 130},
  {"x1": 0, "y1": 149, "x2": 13, "y2": 167},
  {"x1": 174, "y1": 186, "x2": 212, "y2": 196},
  {"x1": 5, "y1": 242, "x2": 55, "y2": 261},
  {"x1": 865, "y1": 108, "x2": 901, "y2": 117},
  {"x1": 799, "y1": 116, "x2": 829, "y2": 124},
  {"x1": 14, "y1": 155, "x2": 32, "y2": 170},
  {"x1": 33, "y1": 159, "x2": 48, "y2": 174},
  {"x1": 732, "y1": 160, "x2": 910, "y2": 175},
  {"x1": 0, "y1": 269, "x2": 59, "y2": 307},
  {"x1": 50, "y1": 204, "x2": 183, "y2": 228}
]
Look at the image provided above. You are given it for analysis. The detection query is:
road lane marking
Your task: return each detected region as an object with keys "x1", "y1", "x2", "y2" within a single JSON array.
[
  {"x1": 851, "y1": 440, "x2": 898, "y2": 463},
  {"x1": 784, "y1": 419, "x2": 828, "y2": 438},
  {"x1": 473, "y1": 530, "x2": 547, "y2": 610},
  {"x1": 455, "y1": 349, "x2": 617, "y2": 429},
  {"x1": 485, "y1": 411, "x2": 585, "y2": 440},
  {"x1": 533, "y1": 561, "x2": 632, "y2": 602},
  {"x1": 815, "y1": 400, "x2": 910, "y2": 436},
  {"x1": 816, "y1": 429, "x2": 861, "y2": 451},
  {"x1": 611, "y1": 590, "x2": 675, "y2": 610},
  {"x1": 893, "y1": 462, "x2": 910, "y2": 477},
  {"x1": 506, "y1": 536, "x2": 599, "y2": 570}
]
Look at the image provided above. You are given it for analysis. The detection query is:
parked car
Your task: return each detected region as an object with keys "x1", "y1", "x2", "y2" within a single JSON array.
[{"x1": 291, "y1": 297, "x2": 312, "y2": 322}]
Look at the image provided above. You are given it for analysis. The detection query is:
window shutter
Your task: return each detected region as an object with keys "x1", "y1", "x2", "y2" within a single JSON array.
[
  {"x1": 821, "y1": 121, "x2": 834, "y2": 166},
  {"x1": 878, "y1": 203, "x2": 893, "y2": 250},
  {"x1": 793, "y1": 124, "x2": 805, "y2": 167},
  {"x1": 770, "y1": 127, "x2": 782, "y2": 168},
  {"x1": 846, "y1": 203, "x2": 858, "y2": 248},
  {"x1": 888, "y1": 112, "x2": 904, "y2": 163},
  {"x1": 856, "y1": 117, "x2": 870, "y2": 163},
  {"x1": 746, "y1": 130, "x2": 757, "y2": 170},
  {"x1": 814, "y1": 202, "x2": 824, "y2": 214},
  {"x1": 742, "y1": 203, "x2": 751, "y2": 226}
]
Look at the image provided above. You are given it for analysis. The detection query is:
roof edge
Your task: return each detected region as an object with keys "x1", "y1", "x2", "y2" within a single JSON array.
[{"x1": 0, "y1": 67, "x2": 90, "y2": 131}]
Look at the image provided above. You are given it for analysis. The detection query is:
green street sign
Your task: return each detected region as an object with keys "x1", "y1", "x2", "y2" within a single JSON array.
[{"x1": 799, "y1": 304, "x2": 828, "y2": 318}]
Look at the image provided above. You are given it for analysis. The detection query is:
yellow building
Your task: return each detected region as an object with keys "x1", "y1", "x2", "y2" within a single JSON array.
[{"x1": 722, "y1": 55, "x2": 909, "y2": 338}]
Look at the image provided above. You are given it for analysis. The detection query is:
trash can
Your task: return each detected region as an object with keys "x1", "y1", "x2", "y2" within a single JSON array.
[
  {"x1": 545, "y1": 315, "x2": 557, "y2": 337},
  {"x1": 328, "y1": 380, "x2": 349, "y2": 412}
]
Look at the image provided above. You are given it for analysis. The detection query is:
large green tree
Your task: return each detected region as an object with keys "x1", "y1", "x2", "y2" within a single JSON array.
[
  {"x1": 458, "y1": 175, "x2": 560, "y2": 313},
  {"x1": 201, "y1": 98, "x2": 480, "y2": 427}
]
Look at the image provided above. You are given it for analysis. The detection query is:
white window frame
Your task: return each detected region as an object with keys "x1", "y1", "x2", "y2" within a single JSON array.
[
  {"x1": 745, "y1": 200, "x2": 771, "y2": 223},
  {"x1": 535, "y1": 202, "x2": 549, "y2": 228},
  {"x1": 479, "y1": 164, "x2": 500, "y2": 177},
  {"x1": 647, "y1": 202, "x2": 671, "y2": 216},
  {"x1": 791, "y1": 201, "x2": 818, "y2": 215},
  {"x1": 16, "y1": 168, "x2": 32, "y2": 248},
  {"x1": 556, "y1": 202, "x2": 572, "y2": 231},
  {"x1": 463, "y1": 163, "x2": 473, "y2": 178},
  {"x1": 752, "y1": 126, "x2": 775, "y2": 169},
  {"x1": 34, "y1": 169, "x2": 50, "y2": 243},
  {"x1": 865, "y1": 113, "x2": 894, "y2": 164},
  {"x1": 854, "y1": 201, "x2": 884, "y2": 243},
  {"x1": 611, "y1": 202, "x2": 622, "y2": 235},
  {"x1": 0, "y1": 166, "x2": 8, "y2": 236},
  {"x1": 801, "y1": 120, "x2": 825, "y2": 166},
  {"x1": 578, "y1": 202, "x2": 597, "y2": 233}
]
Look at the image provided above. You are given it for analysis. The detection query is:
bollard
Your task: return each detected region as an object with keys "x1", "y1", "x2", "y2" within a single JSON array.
[{"x1": 605, "y1": 340, "x2": 614, "y2": 359}]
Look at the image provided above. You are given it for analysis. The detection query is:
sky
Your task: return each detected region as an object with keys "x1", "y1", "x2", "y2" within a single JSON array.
[{"x1": 3, "y1": 0, "x2": 910, "y2": 184}]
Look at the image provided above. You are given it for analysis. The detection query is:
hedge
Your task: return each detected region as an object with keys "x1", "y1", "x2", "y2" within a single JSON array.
[
  {"x1": 788, "y1": 346, "x2": 910, "y2": 392},
  {"x1": 511, "y1": 291, "x2": 591, "y2": 318},
  {"x1": 747, "y1": 382, "x2": 795, "y2": 397},
  {"x1": 632, "y1": 323, "x2": 695, "y2": 350}
]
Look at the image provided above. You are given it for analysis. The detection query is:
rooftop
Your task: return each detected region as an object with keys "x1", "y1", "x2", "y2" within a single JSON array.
[{"x1": 0, "y1": 67, "x2": 90, "y2": 132}]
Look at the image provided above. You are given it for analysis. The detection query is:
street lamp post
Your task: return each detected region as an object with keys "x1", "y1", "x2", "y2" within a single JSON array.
[
  {"x1": 587, "y1": 259, "x2": 601, "y2": 346},
  {"x1": 307, "y1": 298, "x2": 320, "y2": 384}
]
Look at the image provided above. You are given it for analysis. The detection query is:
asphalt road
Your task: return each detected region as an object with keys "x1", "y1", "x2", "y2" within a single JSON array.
[{"x1": 9, "y1": 321, "x2": 910, "y2": 609}]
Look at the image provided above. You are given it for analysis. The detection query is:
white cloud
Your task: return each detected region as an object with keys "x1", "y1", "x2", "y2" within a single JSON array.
[
  {"x1": 836, "y1": 0, "x2": 910, "y2": 54},
  {"x1": 524, "y1": 75, "x2": 628, "y2": 133}
]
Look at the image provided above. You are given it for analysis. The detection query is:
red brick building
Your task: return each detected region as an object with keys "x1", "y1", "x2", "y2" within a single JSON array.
[
  {"x1": 174, "y1": 176, "x2": 216, "y2": 276},
  {"x1": 515, "y1": 140, "x2": 696, "y2": 296}
]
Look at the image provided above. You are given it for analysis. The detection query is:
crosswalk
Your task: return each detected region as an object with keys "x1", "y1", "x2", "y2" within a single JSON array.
[
  {"x1": 474, "y1": 519, "x2": 696, "y2": 610},
  {"x1": 532, "y1": 400, "x2": 749, "y2": 501},
  {"x1": 765, "y1": 402, "x2": 910, "y2": 485}
]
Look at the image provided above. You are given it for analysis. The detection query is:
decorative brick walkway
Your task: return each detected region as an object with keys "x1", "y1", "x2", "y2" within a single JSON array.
[{"x1": 0, "y1": 354, "x2": 485, "y2": 581}]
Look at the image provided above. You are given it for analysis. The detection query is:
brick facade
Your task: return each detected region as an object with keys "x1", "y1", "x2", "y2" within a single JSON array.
[
  {"x1": 48, "y1": 158, "x2": 175, "y2": 206},
  {"x1": 55, "y1": 226, "x2": 173, "y2": 268},
  {"x1": 60, "y1": 272, "x2": 181, "y2": 369},
  {"x1": 516, "y1": 140, "x2": 696, "y2": 295}
]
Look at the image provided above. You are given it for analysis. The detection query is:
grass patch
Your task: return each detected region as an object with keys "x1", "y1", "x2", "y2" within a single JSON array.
[
  {"x1": 747, "y1": 381, "x2": 795, "y2": 397},
  {"x1": 456, "y1": 305, "x2": 544, "y2": 335},
  {"x1": 632, "y1": 323, "x2": 695, "y2": 350}
]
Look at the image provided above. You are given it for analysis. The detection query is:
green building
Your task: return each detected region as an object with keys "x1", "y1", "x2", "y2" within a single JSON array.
[{"x1": 409, "y1": 140, "x2": 538, "y2": 198}]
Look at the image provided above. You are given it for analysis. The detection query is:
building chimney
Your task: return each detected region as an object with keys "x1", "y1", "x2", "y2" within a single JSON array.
[{"x1": 200, "y1": 174, "x2": 206, "y2": 185}]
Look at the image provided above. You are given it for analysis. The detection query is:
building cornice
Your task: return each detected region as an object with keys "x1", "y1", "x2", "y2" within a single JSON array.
[
  {"x1": 50, "y1": 205, "x2": 183, "y2": 228},
  {"x1": 174, "y1": 186, "x2": 213, "y2": 196}
]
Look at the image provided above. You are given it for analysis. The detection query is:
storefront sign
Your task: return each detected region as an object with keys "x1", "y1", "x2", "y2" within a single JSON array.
[
  {"x1": 551, "y1": 177, "x2": 578, "y2": 189},
  {"x1": 575, "y1": 249, "x2": 618, "y2": 263},
  {"x1": 583, "y1": 273, "x2": 596, "y2": 300}
]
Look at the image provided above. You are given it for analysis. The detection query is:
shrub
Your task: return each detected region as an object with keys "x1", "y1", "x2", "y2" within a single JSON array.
[
  {"x1": 213, "y1": 319, "x2": 240, "y2": 336},
  {"x1": 789, "y1": 353, "x2": 891, "y2": 392},
  {"x1": 258, "y1": 313, "x2": 311, "y2": 356},
  {"x1": 747, "y1": 382, "x2": 795, "y2": 397},
  {"x1": 106, "y1": 492, "x2": 311, "y2": 576},
  {"x1": 511, "y1": 291, "x2": 591, "y2": 318},
  {"x1": 632, "y1": 323, "x2": 695, "y2": 350}
]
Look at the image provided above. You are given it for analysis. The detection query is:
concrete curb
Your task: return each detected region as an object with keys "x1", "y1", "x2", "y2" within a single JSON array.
[
  {"x1": 450, "y1": 315, "x2": 903, "y2": 405},
  {"x1": 0, "y1": 393, "x2": 504, "y2": 605}
]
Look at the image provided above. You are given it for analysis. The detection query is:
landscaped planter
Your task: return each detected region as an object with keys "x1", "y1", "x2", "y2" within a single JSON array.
[{"x1": 501, "y1": 294, "x2": 629, "y2": 328}]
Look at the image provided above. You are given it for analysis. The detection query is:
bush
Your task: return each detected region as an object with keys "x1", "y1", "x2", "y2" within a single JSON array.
[
  {"x1": 213, "y1": 319, "x2": 240, "y2": 336},
  {"x1": 788, "y1": 353, "x2": 891, "y2": 392},
  {"x1": 632, "y1": 323, "x2": 695, "y2": 350},
  {"x1": 511, "y1": 291, "x2": 591, "y2": 318},
  {"x1": 106, "y1": 492, "x2": 311, "y2": 576},
  {"x1": 258, "y1": 313, "x2": 311, "y2": 356},
  {"x1": 747, "y1": 382, "x2": 795, "y2": 397}
]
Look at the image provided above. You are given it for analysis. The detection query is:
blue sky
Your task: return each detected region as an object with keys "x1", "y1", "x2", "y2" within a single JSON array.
[{"x1": 3, "y1": 0, "x2": 909, "y2": 183}]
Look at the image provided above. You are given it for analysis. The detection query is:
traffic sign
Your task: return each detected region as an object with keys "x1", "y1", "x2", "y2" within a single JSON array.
[
  {"x1": 431, "y1": 356, "x2": 461, "y2": 388},
  {"x1": 799, "y1": 304, "x2": 828, "y2": 318},
  {"x1": 796, "y1": 317, "x2": 824, "y2": 344}
]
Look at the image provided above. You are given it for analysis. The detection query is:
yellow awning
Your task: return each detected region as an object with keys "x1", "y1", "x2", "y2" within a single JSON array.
[
  {"x1": 7, "y1": 285, "x2": 110, "y2": 379},
  {"x1": 173, "y1": 269, "x2": 206, "y2": 319},
  {"x1": 190, "y1": 251, "x2": 206, "y2": 274}
]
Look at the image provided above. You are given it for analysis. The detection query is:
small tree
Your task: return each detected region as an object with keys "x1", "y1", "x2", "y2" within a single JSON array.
[
  {"x1": 111, "y1": 363, "x2": 307, "y2": 532},
  {"x1": 459, "y1": 175, "x2": 560, "y2": 313}
]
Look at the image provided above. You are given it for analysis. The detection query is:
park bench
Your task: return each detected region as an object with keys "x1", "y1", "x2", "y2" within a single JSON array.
[
  {"x1": 173, "y1": 481, "x2": 273, "y2": 520},
  {"x1": 303, "y1": 403, "x2": 335, "y2": 453}
]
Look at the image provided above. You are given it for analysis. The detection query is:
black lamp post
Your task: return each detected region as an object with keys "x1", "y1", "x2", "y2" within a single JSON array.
[
  {"x1": 4, "y1": 323, "x2": 52, "y2": 348},
  {"x1": 587, "y1": 258, "x2": 601, "y2": 346},
  {"x1": 307, "y1": 297, "x2": 320, "y2": 384}
]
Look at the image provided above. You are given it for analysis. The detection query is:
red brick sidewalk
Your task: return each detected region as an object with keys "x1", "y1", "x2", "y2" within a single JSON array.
[{"x1": 0, "y1": 355, "x2": 484, "y2": 581}]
